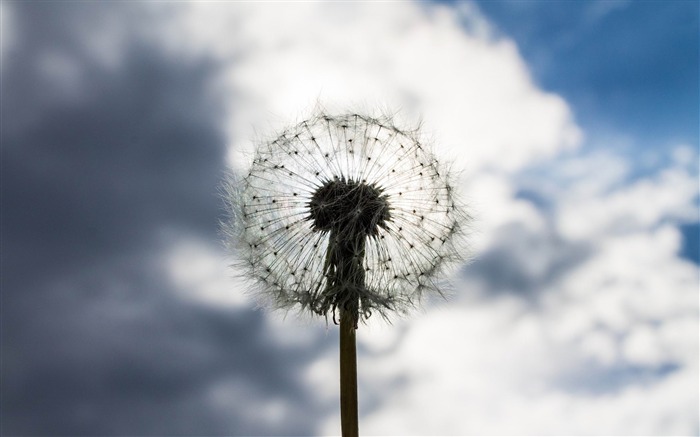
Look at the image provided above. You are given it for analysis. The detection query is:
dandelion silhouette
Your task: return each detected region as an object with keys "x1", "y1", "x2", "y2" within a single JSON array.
[{"x1": 223, "y1": 112, "x2": 466, "y2": 436}]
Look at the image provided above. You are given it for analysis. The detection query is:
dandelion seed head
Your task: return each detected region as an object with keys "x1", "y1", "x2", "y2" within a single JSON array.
[{"x1": 222, "y1": 112, "x2": 468, "y2": 323}]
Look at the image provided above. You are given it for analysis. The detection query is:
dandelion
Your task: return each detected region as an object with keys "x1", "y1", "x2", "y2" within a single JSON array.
[{"x1": 222, "y1": 111, "x2": 467, "y2": 436}]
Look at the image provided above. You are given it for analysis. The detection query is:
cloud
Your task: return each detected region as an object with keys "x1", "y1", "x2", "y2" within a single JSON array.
[
  {"x1": 165, "y1": 237, "x2": 252, "y2": 309},
  {"x1": 157, "y1": 2, "x2": 693, "y2": 435},
  {"x1": 1, "y1": 2, "x2": 16, "y2": 68},
  {"x1": 339, "y1": 146, "x2": 697, "y2": 434},
  {"x1": 3, "y1": 1, "x2": 696, "y2": 436},
  {"x1": 158, "y1": 1, "x2": 581, "y2": 174},
  {"x1": 585, "y1": 0, "x2": 632, "y2": 24},
  {"x1": 2, "y1": 2, "x2": 319, "y2": 435},
  {"x1": 554, "y1": 150, "x2": 698, "y2": 240}
]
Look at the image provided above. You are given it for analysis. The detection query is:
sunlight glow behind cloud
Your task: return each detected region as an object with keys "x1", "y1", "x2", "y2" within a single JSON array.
[{"x1": 156, "y1": 2, "x2": 582, "y2": 176}]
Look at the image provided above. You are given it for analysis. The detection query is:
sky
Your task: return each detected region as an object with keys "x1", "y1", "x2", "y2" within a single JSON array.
[{"x1": 1, "y1": 1, "x2": 698, "y2": 436}]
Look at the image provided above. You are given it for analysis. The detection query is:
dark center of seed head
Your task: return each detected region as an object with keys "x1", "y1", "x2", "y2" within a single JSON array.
[{"x1": 308, "y1": 178, "x2": 391, "y2": 236}]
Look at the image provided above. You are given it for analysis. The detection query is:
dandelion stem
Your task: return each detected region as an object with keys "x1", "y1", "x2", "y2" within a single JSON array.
[
  {"x1": 340, "y1": 307, "x2": 359, "y2": 437},
  {"x1": 324, "y1": 229, "x2": 363, "y2": 437}
]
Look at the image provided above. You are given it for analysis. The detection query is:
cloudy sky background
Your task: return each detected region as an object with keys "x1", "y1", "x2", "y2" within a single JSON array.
[{"x1": 2, "y1": 1, "x2": 698, "y2": 435}]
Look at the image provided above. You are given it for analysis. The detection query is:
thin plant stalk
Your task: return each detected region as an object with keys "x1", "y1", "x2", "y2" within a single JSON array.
[
  {"x1": 339, "y1": 309, "x2": 358, "y2": 437},
  {"x1": 325, "y1": 230, "x2": 363, "y2": 437}
]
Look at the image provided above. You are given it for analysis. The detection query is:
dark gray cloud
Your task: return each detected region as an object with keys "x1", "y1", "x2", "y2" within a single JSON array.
[
  {"x1": 464, "y1": 221, "x2": 593, "y2": 300},
  {"x1": 2, "y1": 3, "x2": 324, "y2": 435}
]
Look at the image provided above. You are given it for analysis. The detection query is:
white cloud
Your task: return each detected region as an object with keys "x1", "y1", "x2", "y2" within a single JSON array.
[
  {"x1": 154, "y1": 1, "x2": 581, "y2": 176},
  {"x1": 557, "y1": 154, "x2": 699, "y2": 240},
  {"x1": 164, "y1": 236, "x2": 252, "y2": 309},
  {"x1": 340, "y1": 151, "x2": 697, "y2": 435},
  {"x1": 147, "y1": 1, "x2": 698, "y2": 435},
  {"x1": 317, "y1": 215, "x2": 698, "y2": 435}
]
